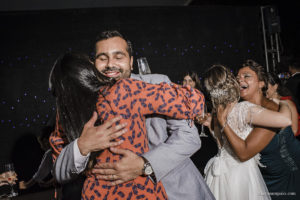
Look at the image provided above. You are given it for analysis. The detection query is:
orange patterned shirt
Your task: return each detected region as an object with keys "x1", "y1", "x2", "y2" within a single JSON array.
[
  {"x1": 50, "y1": 78, "x2": 205, "y2": 200},
  {"x1": 82, "y1": 78, "x2": 204, "y2": 200}
]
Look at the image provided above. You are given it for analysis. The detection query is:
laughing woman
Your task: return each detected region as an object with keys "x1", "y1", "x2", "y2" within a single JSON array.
[
  {"x1": 236, "y1": 60, "x2": 300, "y2": 200},
  {"x1": 202, "y1": 64, "x2": 291, "y2": 200}
]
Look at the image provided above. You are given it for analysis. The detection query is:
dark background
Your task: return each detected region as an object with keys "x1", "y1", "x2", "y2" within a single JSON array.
[{"x1": 0, "y1": 0, "x2": 299, "y2": 194}]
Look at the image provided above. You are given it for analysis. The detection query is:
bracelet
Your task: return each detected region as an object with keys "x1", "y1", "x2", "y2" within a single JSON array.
[{"x1": 220, "y1": 121, "x2": 227, "y2": 133}]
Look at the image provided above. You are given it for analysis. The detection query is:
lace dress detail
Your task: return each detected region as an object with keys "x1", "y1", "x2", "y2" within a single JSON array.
[
  {"x1": 226, "y1": 101, "x2": 265, "y2": 166},
  {"x1": 204, "y1": 101, "x2": 270, "y2": 200},
  {"x1": 210, "y1": 102, "x2": 264, "y2": 162}
]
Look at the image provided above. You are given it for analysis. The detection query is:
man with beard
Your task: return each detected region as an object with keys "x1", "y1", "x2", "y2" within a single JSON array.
[{"x1": 50, "y1": 30, "x2": 215, "y2": 200}]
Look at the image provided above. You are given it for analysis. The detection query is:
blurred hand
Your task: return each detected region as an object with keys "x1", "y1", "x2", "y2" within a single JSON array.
[
  {"x1": 1, "y1": 171, "x2": 17, "y2": 185},
  {"x1": 92, "y1": 147, "x2": 144, "y2": 186},
  {"x1": 272, "y1": 98, "x2": 280, "y2": 104},
  {"x1": 19, "y1": 181, "x2": 26, "y2": 189},
  {"x1": 195, "y1": 114, "x2": 208, "y2": 124},
  {"x1": 78, "y1": 112, "x2": 128, "y2": 156}
]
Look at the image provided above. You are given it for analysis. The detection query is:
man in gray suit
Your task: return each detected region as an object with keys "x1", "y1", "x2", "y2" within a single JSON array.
[{"x1": 52, "y1": 30, "x2": 215, "y2": 200}]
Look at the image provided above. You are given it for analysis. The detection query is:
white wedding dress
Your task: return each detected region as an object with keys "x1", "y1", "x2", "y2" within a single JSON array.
[{"x1": 204, "y1": 101, "x2": 271, "y2": 200}]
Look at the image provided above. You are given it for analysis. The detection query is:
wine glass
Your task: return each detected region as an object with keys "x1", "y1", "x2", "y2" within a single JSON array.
[
  {"x1": 137, "y1": 57, "x2": 151, "y2": 75},
  {"x1": 199, "y1": 105, "x2": 208, "y2": 137},
  {"x1": 3, "y1": 163, "x2": 18, "y2": 197}
]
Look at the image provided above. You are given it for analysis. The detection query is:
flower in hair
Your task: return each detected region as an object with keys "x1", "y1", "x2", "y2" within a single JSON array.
[{"x1": 210, "y1": 89, "x2": 227, "y2": 98}]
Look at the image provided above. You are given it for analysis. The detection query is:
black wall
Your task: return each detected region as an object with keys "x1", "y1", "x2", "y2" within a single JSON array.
[{"x1": 0, "y1": 6, "x2": 263, "y2": 179}]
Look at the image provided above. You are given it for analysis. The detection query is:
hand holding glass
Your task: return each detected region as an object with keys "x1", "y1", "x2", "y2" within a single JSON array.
[
  {"x1": 198, "y1": 106, "x2": 208, "y2": 137},
  {"x1": 3, "y1": 163, "x2": 18, "y2": 197}
]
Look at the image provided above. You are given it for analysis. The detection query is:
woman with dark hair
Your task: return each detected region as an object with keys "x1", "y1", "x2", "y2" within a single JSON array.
[
  {"x1": 49, "y1": 53, "x2": 109, "y2": 142},
  {"x1": 49, "y1": 52, "x2": 205, "y2": 200},
  {"x1": 49, "y1": 53, "x2": 127, "y2": 200},
  {"x1": 266, "y1": 72, "x2": 300, "y2": 136},
  {"x1": 202, "y1": 64, "x2": 291, "y2": 200},
  {"x1": 217, "y1": 59, "x2": 300, "y2": 200},
  {"x1": 182, "y1": 71, "x2": 202, "y2": 90}
]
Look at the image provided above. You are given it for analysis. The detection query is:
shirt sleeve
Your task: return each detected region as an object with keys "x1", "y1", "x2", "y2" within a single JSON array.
[
  {"x1": 32, "y1": 149, "x2": 53, "y2": 182},
  {"x1": 120, "y1": 78, "x2": 205, "y2": 120},
  {"x1": 133, "y1": 76, "x2": 202, "y2": 182},
  {"x1": 49, "y1": 114, "x2": 68, "y2": 163},
  {"x1": 73, "y1": 139, "x2": 90, "y2": 173},
  {"x1": 49, "y1": 114, "x2": 86, "y2": 183}
]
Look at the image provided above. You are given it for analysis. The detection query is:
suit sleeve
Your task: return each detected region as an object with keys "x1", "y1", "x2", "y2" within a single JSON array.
[
  {"x1": 49, "y1": 116, "x2": 89, "y2": 183},
  {"x1": 123, "y1": 78, "x2": 204, "y2": 119},
  {"x1": 143, "y1": 119, "x2": 201, "y2": 182},
  {"x1": 141, "y1": 75, "x2": 202, "y2": 182}
]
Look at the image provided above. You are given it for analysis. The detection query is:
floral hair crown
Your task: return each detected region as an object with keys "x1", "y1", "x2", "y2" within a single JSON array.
[{"x1": 210, "y1": 88, "x2": 227, "y2": 98}]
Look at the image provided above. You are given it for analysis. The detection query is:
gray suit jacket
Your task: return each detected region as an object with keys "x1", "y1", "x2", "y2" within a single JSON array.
[{"x1": 53, "y1": 73, "x2": 215, "y2": 200}]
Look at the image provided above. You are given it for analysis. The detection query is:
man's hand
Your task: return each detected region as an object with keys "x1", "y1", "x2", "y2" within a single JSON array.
[
  {"x1": 77, "y1": 112, "x2": 127, "y2": 156},
  {"x1": 92, "y1": 147, "x2": 144, "y2": 186}
]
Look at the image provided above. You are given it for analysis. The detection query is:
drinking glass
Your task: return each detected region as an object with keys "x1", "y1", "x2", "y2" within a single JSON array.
[
  {"x1": 137, "y1": 57, "x2": 151, "y2": 75},
  {"x1": 3, "y1": 163, "x2": 18, "y2": 197},
  {"x1": 199, "y1": 105, "x2": 208, "y2": 137}
]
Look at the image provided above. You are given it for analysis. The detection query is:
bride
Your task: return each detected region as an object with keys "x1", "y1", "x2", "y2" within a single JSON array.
[{"x1": 201, "y1": 64, "x2": 291, "y2": 200}]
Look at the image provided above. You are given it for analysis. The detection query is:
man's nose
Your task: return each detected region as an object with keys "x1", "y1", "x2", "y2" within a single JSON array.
[{"x1": 106, "y1": 58, "x2": 115, "y2": 68}]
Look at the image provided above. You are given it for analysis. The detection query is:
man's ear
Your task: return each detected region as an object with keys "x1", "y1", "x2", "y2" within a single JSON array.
[
  {"x1": 274, "y1": 84, "x2": 279, "y2": 91},
  {"x1": 130, "y1": 56, "x2": 133, "y2": 71},
  {"x1": 258, "y1": 81, "x2": 265, "y2": 89}
]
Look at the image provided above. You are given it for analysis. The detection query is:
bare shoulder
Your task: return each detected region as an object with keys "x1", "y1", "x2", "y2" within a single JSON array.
[
  {"x1": 261, "y1": 97, "x2": 278, "y2": 111},
  {"x1": 285, "y1": 99, "x2": 297, "y2": 110}
]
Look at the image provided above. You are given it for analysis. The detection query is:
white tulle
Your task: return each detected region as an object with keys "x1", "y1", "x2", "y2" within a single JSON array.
[{"x1": 204, "y1": 101, "x2": 271, "y2": 200}]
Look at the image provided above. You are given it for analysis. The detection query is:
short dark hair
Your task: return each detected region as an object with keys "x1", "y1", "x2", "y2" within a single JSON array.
[{"x1": 94, "y1": 30, "x2": 133, "y2": 57}]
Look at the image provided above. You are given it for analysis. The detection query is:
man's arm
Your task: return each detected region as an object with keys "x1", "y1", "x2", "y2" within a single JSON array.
[
  {"x1": 143, "y1": 119, "x2": 200, "y2": 181},
  {"x1": 142, "y1": 73, "x2": 201, "y2": 181},
  {"x1": 93, "y1": 118, "x2": 201, "y2": 185},
  {"x1": 52, "y1": 140, "x2": 82, "y2": 183},
  {"x1": 92, "y1": 74, "x2": 202, "y2": 185},
  {"x1": 51, "y1": 112, "x2": 127, "y2": 183}
]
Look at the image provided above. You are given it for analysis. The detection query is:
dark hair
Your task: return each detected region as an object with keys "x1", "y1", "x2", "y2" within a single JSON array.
[
  {"x1": 288, "y1": 58, "x2": 300, "y2": 70},
  {"x1": 183, "y1": 71, "x2": 202, "y2": 91},
  {"x1": 94, "y1": 30, "x2": 133, "y2": 57},
  {"x1": 267, "y1": 72, "x2": 293, "y2": 97},
  {"x1": 241, "y1": 59, "x2": 268, "y2": 96},
  {"x1": 49, "y1": 52, "x2": 113, "y2": 142}
]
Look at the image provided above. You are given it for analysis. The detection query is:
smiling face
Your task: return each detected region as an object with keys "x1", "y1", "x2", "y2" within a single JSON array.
[
  {"x1": 94, "y1": 37, "x2": 133, "y2": 80},
  {"x1": 237, "y1": 66, "x2": 265, "y2": 102},
  {"x1": 183, "y1": 75, "x2": 196, "y2": 88}
]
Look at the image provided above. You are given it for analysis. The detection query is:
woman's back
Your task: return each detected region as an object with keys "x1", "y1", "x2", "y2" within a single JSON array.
[
  {"x1": 205, "y1": 101, "x2": 271, "y2": 200},
  {"x1": 82, "y1": 78, "x2": 204, "y2": 200},
  {"x1": 259, "y1": 126, "x2": 300, "y2": 200}
]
